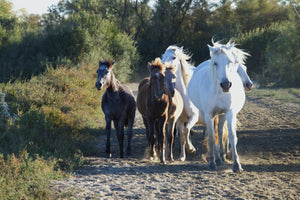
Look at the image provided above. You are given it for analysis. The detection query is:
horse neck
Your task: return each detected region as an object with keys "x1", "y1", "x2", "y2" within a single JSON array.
[
  {"x1": 178, "y1": 58, "x2": 190, "y2": 88},
  {"x1": 209, "y1": 58, "x2": 220, "y2": 95},
  {"x1": 106, "y1": 71, "x2": 120, "y2": 94}
]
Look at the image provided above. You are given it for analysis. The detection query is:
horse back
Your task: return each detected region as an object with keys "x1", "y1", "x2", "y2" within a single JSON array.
[
  {"x1": 101, "y1": 83, "x2": 136, "y2": 125},
  {"x1": 137, "y1": 78, "x2": 150, "y2": 116}
]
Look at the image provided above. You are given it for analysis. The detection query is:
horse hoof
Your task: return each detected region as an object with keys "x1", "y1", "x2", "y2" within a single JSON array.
[
  {"x1": 215, "y1": 158, "x2": 224, "y2": 166},
  {"x1": 233, "y1": 163, "x2": 243, "y2": 173},
  {"x1": 178, "y1": 156, "x2": 186, "y2": 162},
  {"x1": 160, "y1": 161, "x2": 167, "y2": 165},
  {"x1": 187, "y1": 147, "x2": 196, "y2": 154},
  {"x1": 106, "y1": 153, "x2": 112, "y2": 158},
  {"x1": 208, "y1": 161, "x2": 217, "y2": 171}
]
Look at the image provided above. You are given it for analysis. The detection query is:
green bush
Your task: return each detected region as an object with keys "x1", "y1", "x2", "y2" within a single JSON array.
[
  {"x1": 265, "y1": 20, "x2": 300, "y2": 87},
  {"x1": 0, "y1": 151, "x2": 66, "y2": 199},
  {"x1": 1, "y1": 63, "x2": 105, "y2": 170},
  {"x1": 0, "y1": 12, "x2": 139, "y2": 83}
]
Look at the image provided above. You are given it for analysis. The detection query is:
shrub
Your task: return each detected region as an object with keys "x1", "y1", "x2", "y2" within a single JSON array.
[{"x1": 265, "y1": 20, "x2": 300, "y2": 87}]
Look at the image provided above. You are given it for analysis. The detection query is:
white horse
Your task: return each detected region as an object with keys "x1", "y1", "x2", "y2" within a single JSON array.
[
  {"x1": 161, "y1": 43, "x2": 252, "y2": 163},
  {"x1": 188, "y1": 40, "x2": 249, "y2": 172}
]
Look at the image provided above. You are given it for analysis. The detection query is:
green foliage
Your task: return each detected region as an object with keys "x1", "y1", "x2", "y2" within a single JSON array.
[
  {"x1": 1, "y1": 63, "x2": 105, "y2": 171},
  {"x1": 265, "y1": 20, "x2": 300, "y2": 87},
  {"x1": 236, "y1": 23, "x2": 282, "y2": 78},
  {"x1": 0, "y1": 10, "x2": 138, "y2": 83}
]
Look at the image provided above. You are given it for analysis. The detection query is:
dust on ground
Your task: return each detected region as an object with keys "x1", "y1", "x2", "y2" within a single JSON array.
[{"x1": 50, "y1": 83, "x2": 300, "y2": 199}]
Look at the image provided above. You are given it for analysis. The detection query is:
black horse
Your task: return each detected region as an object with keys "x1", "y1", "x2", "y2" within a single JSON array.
[{"x1": 95, "y1": 60, "x2": 136, "y2": 158}]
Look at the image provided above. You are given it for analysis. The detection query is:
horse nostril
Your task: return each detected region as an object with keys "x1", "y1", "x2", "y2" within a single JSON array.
[
  {"x1": 155, "y1": 91, "x2": 163, "y2": 99},
  {"x1": 95, "y1": 82, "x2": 102, "y2": 90},
  {"x1": 220, "y1": 81, "x2": 232, "y2": 92},
  {"x1": 245, "y1": 82, "x2": 253, "y2": 91}
]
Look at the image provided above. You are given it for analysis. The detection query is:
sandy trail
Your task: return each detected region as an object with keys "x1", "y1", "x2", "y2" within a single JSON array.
[{"x1": 50, "y1": 83, "x2": 300, "y2": 199}]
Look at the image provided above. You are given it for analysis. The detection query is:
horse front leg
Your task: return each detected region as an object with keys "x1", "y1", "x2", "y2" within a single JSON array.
[
  {"x1": 216, "y1": 114, "x2": 227, "y2": 164},
  {"x1": 105, "y1": 115, "x2": 112, "y2": 158},
  {"x1": 166, "y1": 117, "x2": 176, "y2": 162},
  {"x1": 205, "y1": 116, "x2": 217, "y2": 170},
  {"x1": 158, "y1": 116, "x2": 167, "y2": 164},
  {"x1": 184, "y1": 112, "x2": 199, "y2": 154},
  {"x1": 147, "y1": 116, "x2": 156, "y2": 160},
  {"x1": 226, "y1": 111, "x2": 243, "y2": 173},
  {"x1": 113, "y1": 119, "x2": 124, "y2": 158}
]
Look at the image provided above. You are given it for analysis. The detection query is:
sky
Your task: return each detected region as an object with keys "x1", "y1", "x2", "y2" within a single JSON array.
[
  {"x1": 11, "y1": 0, "x2": 61, "y2": 15},
  {"x1": 11, "y1": 0, "x2": 157, "y2": 15}
]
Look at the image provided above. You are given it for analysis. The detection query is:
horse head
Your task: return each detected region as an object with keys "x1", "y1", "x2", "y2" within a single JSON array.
[
  {"x1": 148, "y1": 58, "x2": 167, "y2": 100},
  {"x1": 237, "y1": 64, "x2": 253, "y2": 91},
  {"x1": 162, "y1": 45, "x2": 193, "y2": 88},
  {"x1": 208, "y1": 44, "x2": 238, "y2": 92},
  {"x1": 95, "y1": 60, "x2": 115, "y2": 90},
  {"x1": 164, "y1": 64, "x2": 177, "y2": 97},
  {"x1": 161, "y1": 46, "x2": 181, "y2": 69}
]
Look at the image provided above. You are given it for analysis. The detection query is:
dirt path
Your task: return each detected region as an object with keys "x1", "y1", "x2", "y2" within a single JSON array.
[{"x1": 50, "y1": 83, "x2": 300, "y2": 199}]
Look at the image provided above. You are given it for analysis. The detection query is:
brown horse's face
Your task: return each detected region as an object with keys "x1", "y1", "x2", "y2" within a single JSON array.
[
  {"x1": 95, "y1": 61, "x2": 114, "y2": 90},
  {"x1": 150, "y1": 69, "x2": 166, "y2": 100}
]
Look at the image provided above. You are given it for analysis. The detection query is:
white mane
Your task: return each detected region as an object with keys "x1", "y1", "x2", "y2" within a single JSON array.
[
  {"x1": 211, "y1": 40, "x2": 250, "y2": 65},
  {"x1": 166, "y1": 45, "x2": 194, "y2": 88}
]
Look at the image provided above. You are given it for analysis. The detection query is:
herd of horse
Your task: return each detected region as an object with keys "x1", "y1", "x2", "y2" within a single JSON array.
[{"x1": 95, "y1": 40, "x2": 253, "y2": 173}]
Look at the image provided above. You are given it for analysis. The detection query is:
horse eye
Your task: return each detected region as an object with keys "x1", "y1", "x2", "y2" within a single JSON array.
[
  {"x1": 172, "y1": 56, "x2": 176, "y2": 60},
  {"x1": 214, "y1": 62, "x2": 218, "y2": 66}
]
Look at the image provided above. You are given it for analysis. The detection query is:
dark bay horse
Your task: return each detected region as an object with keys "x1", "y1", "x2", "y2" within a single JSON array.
[
  {"x1": 137, "y1": 58, "x2": 183, "y2": 163},
  {"x1": 95, "y1": 60, "x2": 136, "y2": 158}
]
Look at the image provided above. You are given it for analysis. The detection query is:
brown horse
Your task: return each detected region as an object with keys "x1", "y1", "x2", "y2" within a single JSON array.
[
  {"x1": 137, "y1": 58, "x2": 183, "y2": 163},
  {"x1": 95, "y1": 60, "x2": 136, "y2": 158}
]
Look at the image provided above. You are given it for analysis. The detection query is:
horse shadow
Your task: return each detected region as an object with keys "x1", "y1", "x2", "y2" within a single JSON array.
[{"x1": 89, "y1": 125, "x2": 300, "y2": 174}]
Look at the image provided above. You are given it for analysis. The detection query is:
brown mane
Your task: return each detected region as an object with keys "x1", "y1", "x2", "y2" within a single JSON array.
[
  {"x1": 148, "y1": 58, "x2": 166, "y2": 73},
  {"x1": 100, "y1": 60, "x2": 115, "y2": 68}
]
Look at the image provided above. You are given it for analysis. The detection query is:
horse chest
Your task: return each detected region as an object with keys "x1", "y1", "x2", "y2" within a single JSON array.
[
  {"x1": 102, "y1": 92, "x2": 127, "y2": 117},
  {"x1": 148, "y1": 99, "x2": 169, "y2": 117}
]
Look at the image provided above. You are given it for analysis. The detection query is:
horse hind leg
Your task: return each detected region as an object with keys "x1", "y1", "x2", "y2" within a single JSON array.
[{"x1": 126, "y1": 113, "x2": 135, "y2": 157}]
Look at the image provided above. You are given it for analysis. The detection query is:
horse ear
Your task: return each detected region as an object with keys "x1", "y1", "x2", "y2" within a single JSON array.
[
  {"x1": 180, "y1": 46, "x2": 184, "y2": 50},
  {"x1": 227, "y1": 43, "x2": 234, "y2": 50},
  {"x1": 147, "y1": 62, "x2": 152, "y2": 71},
  {"x1": 208, "y1": 45, "x2": 216, "y2": 54}
]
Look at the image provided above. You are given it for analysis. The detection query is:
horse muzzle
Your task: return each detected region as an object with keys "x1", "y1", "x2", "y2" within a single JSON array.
[
  {"x1": 95, "y1": 82, "x2": 102, "y2": 90},
  {"x1": 154, "y1": 90, "x2": 164, "y2": 100},
  {"x1": 244, "y1": 82, "x2": 253, "y2": 91},
  {"x1": 220, "y1": 81, "x2": 232, "y2": 92}
]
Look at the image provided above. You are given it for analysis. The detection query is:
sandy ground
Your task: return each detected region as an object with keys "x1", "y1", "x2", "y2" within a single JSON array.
[{"x1": 50, "y1": 83, "x2": 300, "y2": 199}]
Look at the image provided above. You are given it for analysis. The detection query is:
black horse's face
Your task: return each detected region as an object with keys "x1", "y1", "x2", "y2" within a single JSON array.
[
  {"x1": 165, "y1": 68, "x2": 176, "y2": 97},
  {"x1": 95, "y1": 63, "x2": 111, "y2": 90}
]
